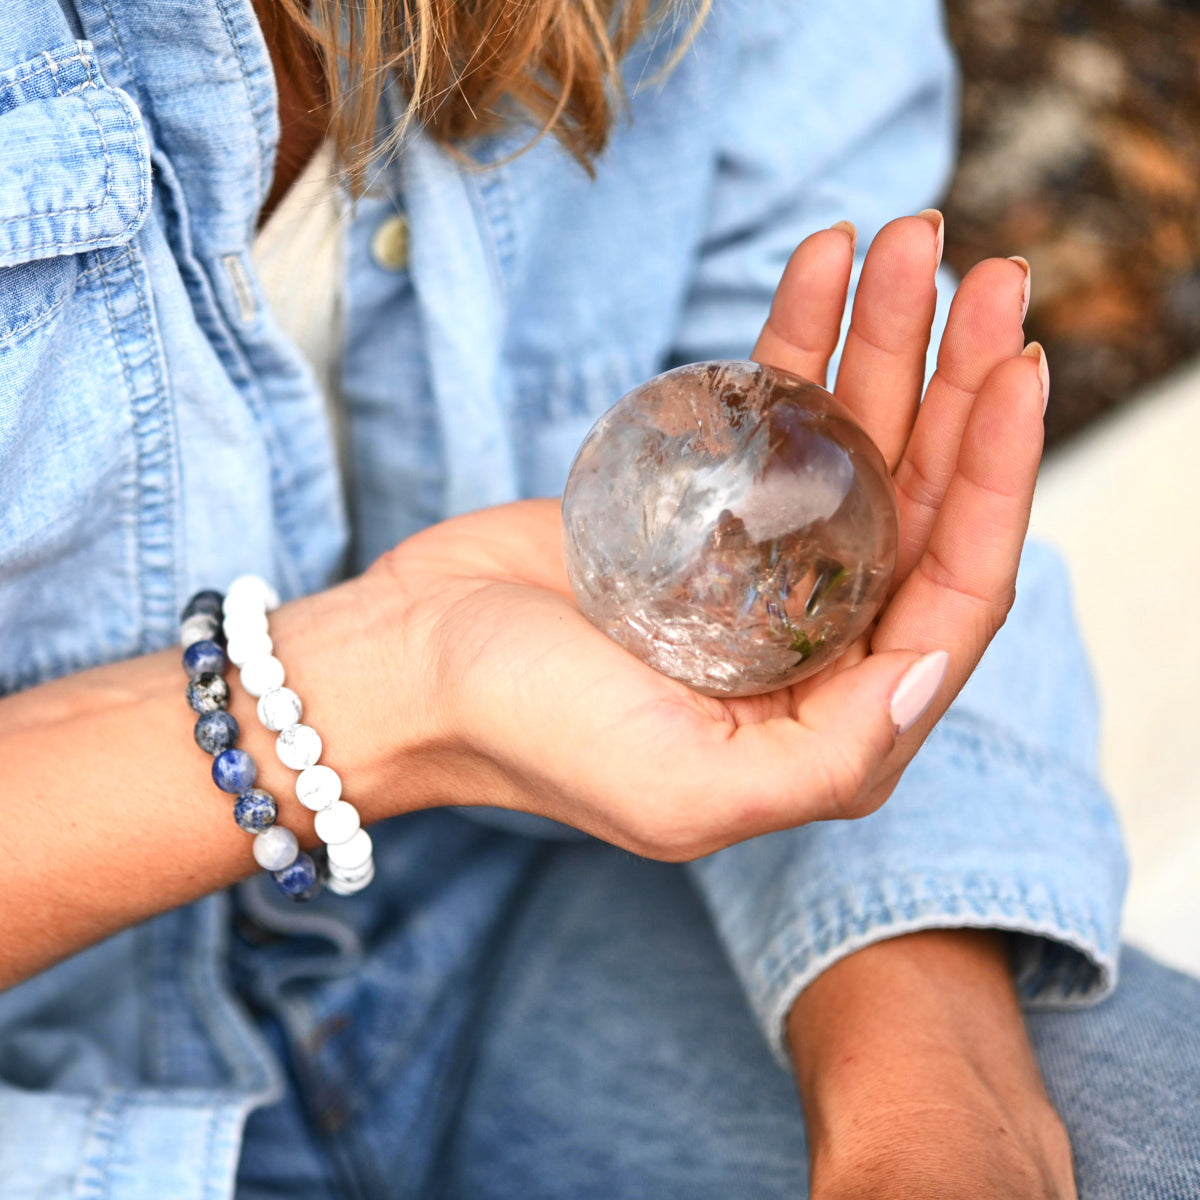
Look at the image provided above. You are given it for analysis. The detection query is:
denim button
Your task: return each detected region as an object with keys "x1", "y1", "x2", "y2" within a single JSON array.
[{"x1": 371, "y1": 214, "x2": 409, "y2": 270}]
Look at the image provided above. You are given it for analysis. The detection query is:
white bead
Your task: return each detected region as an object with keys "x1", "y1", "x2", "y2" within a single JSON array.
[
  {"x1": 226, "y1": 574, "x2": 280, "y2": 612},
  {"x1": 314, "y1": 801, "x2": 360, "y2": 845},
  {"x1": 326, "y1": 828, "x2": 372, "y2": 871},
  {"x1": 180, "y1": 613, "x2": 219, "y2": 648},
  {"x1": 240, "y1": 654, "x2": 285, "y2": 698},
  {"x1": 296, "y1": 764, "x2": 341, "y2": 811},
  {"x1": 258, "y1": 686, "x2": 302, "y2": 732},
  {"x1": 276, "y1": 723, "x2": 322, "y2": 769},
  {"x1": 222, "y1": 608, "x2": 269, "y2": 639},
  {"x1": 328, "y1": 861, "x2": 374, "y2": 889},
  {"x1": 325, "y1": 861, "x2": 375, "y2": 895},
  {"x1": 226, "y1": 630, "x2": 273, "y2": 668},
  {"x1": 253, "y1": 825, "x2": 298, "y2": 871},
  {"x1": 327, "y1": 858, "x2": 374, "y2": 888}
]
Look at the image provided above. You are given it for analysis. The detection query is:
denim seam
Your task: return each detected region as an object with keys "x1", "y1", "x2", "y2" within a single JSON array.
[
  {"x1": 123, "y1": 238, "x2": 180, "y2": 643},
  {"x1": 70, "y1": 1089, "x2": 265, "y2": 1200},
  {"x1": 93, "y1": 242, "x2": 178, "y2": 648},
  {"x1": 756, "y1": 878, "x2": 1116, "y2": 1067},
  {"x1": 213, "y1": 0, "x2": 272, "y2": 216},
  {"x1": 0, "y1": 259, "x2": 104, "y2": 341},
  {"x1": 470, "y1": 160, "x2": 519, "y2": 289},
  {"x1": 93, "y1": 0, "x2": 141, "y2": 99},
  {"x1": 0, "y1": 45, "x2": 89, "y2": 94},
  {"x1": 0, "y1": 69, "x2": 149, "y2": 269},
  {"x1": 0, "y1": 65, "x2": 116, "y2": 230}
]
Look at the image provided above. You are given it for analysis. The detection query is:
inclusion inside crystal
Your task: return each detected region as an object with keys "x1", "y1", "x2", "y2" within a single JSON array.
[{"x1": 562, "y1": 361, "x2": 899, "y2": 697}]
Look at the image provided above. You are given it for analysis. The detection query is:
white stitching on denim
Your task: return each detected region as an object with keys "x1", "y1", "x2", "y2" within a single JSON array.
[
  {"x1": 0, "y1": 50, "x2": 88, "y2": 92},
  {"x1": 213, "y1": 0, "x2": 270, "y2": 212},
  {"x1": 0, "y1": 88, "x2": 148, "y2": 259},
  {"x1": 0, "y1": 55, "x2": 116, "y2": 227},
  {"x1": 0, "y1": 260, "x2": 105, "y2": 341}
]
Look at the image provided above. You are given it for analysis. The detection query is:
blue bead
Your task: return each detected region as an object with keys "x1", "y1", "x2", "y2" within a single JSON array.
[
  {"x1": 182, "y1": 638, "x2": 227, "y2": 678},
  {"x1": 194, "y1": 709, "x2": 239, "y2": 756},
  {"x1": 187, "y1": 672, "x2": 229, "y2": 715},
  {"x1": 213, "y1": 748, "x2": 257, "y2": 794},
  {"x1": 273, "y1": 851, "x2": 319, "y2": 898},
  {"x1": 233, "y1": 787, "x2": 278, "y2": 832},
  {"x1": 181, "y1": 590, "x2": 224, "y2": 622}
]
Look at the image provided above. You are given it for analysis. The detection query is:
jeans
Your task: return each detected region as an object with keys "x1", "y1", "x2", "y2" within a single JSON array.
[{"x1": 231, "y1": 811, "x2": 1200, "y2": 1199}]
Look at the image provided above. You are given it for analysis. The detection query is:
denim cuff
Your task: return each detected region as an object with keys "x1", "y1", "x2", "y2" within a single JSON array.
[
  {"x1": 752, "y1": 869, "x2": 1119, "y2": 1068},
  {"x1": 688, "y1": 708, "x2": 1126, "y2": 1067}
]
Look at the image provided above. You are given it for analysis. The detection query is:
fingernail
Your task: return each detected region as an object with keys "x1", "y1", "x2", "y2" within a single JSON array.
[
  {"x1": 1008, "y1": 255, "x2": 1031, "y2": 321},
  {"x1": 917, "y1": 208, "x2": 944, "y2": 269},
  {"x1": 1022, "y1": 341, "x2": 1050, "y2": 413},
  {"x1": 829, "y1": 219, "x2": 858, "y2": 255},
  {"x1": 890, "y1": 650, "x2": 950, "y2": 735}
]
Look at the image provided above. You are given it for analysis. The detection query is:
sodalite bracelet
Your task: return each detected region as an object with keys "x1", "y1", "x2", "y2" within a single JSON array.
[
  {"x1": 180, "y1": 587, "x2": 319, "y2": 900},
  {"x1": 223, "y1": 575, "x2": 375, "y2": 896}
]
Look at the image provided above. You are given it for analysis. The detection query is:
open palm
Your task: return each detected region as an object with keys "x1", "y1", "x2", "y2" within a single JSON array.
[{"x1": 376, "y1": 214, "x2": 1044, "y2": 859}]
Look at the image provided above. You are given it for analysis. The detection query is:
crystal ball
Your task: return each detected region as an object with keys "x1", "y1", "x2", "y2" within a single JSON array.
[{"x1": 562, "y1": 360, "x2": 899, "y2": 697}]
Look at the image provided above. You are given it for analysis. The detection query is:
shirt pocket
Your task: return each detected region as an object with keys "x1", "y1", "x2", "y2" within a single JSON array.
[{"x1": 0, "y1": 42, "x2": 156, "y2": 694}]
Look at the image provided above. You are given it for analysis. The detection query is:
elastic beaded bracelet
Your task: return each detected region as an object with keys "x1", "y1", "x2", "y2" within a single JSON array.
[
  {"x1": 222, "y1": 575, "x2": 375, "y2": 896},
  {"x1": 180, "y1": 588, "x2": 319, "y2": 901}
]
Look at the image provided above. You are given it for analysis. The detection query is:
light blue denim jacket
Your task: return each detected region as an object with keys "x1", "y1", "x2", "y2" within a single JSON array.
[{"x1": 0, "y1": 0, "x2": 1125, "y2": 1194}]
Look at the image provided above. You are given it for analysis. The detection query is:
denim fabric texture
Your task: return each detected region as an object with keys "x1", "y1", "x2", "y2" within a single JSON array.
[
  {"x1": 0, "y1": 0, "x2": 1143, "y2": 1195},
  {"x1": 231, "y1": 826, "x2": 1199, "y2": 1199}
]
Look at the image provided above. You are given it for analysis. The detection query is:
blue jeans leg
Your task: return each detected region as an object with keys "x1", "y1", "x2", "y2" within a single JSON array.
[
  {"x1": 436, "y1": 843, "x2": 1200, "y2": 1199},
  {"x1": 435, "y1": 843, "x2": 809, "y2": 1200},
  {"x1": 234, "y1": 822, "x2": 1200, "y2": 1199},
  {"x1": 1028, "y1": 945, "x2": 1200, "y2": 1198}
]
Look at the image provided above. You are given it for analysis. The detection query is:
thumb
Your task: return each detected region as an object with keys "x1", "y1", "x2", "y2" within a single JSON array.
[{"x1": 786, "y1": 648, "x2": 950, "y2": 819}]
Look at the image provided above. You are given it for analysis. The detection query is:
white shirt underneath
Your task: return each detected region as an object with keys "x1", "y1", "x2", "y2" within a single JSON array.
[{"x1": 252, "y1": 140, "x2": 348, "y2": 473}]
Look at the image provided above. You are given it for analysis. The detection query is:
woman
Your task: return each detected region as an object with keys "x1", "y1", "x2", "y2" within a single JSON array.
[{"x1": 0, "y1": 0, "x2": 1196, "y2": 1196}]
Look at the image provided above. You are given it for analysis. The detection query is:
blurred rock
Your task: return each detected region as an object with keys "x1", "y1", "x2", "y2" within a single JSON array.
[{"x1": 943, "y1": 1, "x2": 1200, "y2": 446}]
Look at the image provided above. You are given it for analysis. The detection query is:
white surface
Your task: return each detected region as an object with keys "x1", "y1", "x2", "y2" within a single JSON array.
[
  {"x1": 276, "y1": 723, "x2": 323, "y2": 770},
  {"x1": 296, "y1": 764, "x2": 342, "y2": 811},
  {"x1": 257, "y1": 685, "x2": 303, "y2": 733},
  {"x1": 327, "y1": 828, "x2": 374, "y2": 871},
  {"x1": 314, "y1": 800, "x2": 362, "y2": 846},
  {"x1": 239, "y1": 653, "x2": 285, "y2": 698},
  {"x1": 1030, "y1": 361, "x2": 1200, "y2": 977}
]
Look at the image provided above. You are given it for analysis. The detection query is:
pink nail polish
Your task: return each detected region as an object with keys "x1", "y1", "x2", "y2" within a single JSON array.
[
  {"x1": 1022, "y1": 341, "x2": 1050, "y2": 414},
  {"x1": 918, "y1": 208, "x2": 944, "y2": 269},
  {"x1": 889, "y1": 650, "x2": 950, "y2": 735},
  {"x1": 1008, "y1": 255, "x2": 1031, "y2": 320}
]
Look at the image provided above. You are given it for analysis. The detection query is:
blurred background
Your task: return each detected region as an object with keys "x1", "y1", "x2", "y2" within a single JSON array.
[{"x1": 942, "y1": 0, "x2": 1200, "y2": 975}]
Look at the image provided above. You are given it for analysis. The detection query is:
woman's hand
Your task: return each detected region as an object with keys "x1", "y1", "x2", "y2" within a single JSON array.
[
  {"x1": 351, "y1": 210, "x2": 1045, "y2": 858},
  {"x1": 758, "y1": 217, "x2": 1071, "y2": 1196},
  {"x1": 752, "y1": 210, "x2": 1045, "y2": 817}
]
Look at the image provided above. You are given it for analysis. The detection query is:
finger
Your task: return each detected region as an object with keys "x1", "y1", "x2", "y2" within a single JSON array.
[
  {"x1": 752, "y1": 223, "x2": 856, "y2": 387},
  {"x1": 872, "y1": 348, "x2": 1046, "y2": 717},
  {"x1": 833, "y1": 212, "x2": 942, "y2": 470},
  {"x1": 891, "y1": 256, "x2": 1030, "y2": 586}
]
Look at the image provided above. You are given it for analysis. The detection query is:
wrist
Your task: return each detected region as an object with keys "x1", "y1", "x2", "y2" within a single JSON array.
[
  {"x1": 787, "y1": 930, "x2": 1072, "y2": 1191},
  {"x1": 253, "y1": 570, "x2": 441, "y2": 833}
]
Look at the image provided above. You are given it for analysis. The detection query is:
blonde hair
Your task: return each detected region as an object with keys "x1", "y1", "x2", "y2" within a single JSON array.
[{"x1": 269, "y1": 0, "x2": 709, "y2": 185}]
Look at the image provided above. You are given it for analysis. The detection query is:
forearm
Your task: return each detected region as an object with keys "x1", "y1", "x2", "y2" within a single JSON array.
[
  {"x1": 0, "y1": 572, "x2": 423, "y2": 989},
  {"x1": 787, "y1": 930, "x2": 1074, "y2": 1196}
]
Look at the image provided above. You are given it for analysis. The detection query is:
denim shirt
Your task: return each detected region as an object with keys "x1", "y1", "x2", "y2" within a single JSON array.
[{"x1": 0, "y1": 1, "x2": 1125, "y2": 1195}]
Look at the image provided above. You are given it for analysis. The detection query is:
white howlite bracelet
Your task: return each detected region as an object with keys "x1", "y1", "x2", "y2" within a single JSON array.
[{"x1": 223, "y1": 574, "x2": 375, "y2": 895}]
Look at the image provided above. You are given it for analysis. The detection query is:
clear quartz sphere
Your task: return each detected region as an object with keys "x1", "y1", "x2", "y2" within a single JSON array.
[{"x1": 562, "y1": 360, "x2": 899, "y2": 697}]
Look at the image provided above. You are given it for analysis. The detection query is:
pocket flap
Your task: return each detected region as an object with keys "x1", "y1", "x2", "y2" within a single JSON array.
[{"x1": 0, "y1": 43, "x2": 151, "y2": 268}]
